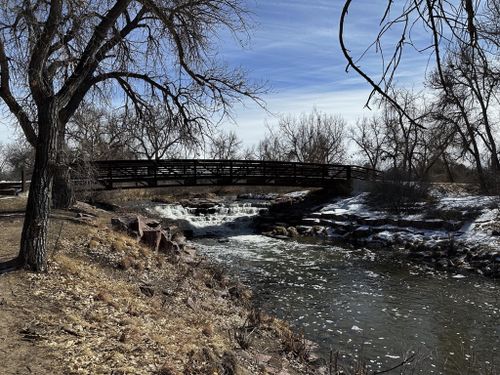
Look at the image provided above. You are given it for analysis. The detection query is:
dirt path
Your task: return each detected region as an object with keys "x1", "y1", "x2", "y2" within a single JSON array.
[
  {"x1": 0, "y1": 271, "x2": 62, "y2": 375},
  {"x1": 0, "y1": 197, "x2": 65, "y2": 374}
]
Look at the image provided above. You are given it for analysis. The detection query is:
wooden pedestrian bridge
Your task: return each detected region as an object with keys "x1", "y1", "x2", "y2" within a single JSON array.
[{"x1": 81, "y1": 159, "x2": 381, "y2": 191}]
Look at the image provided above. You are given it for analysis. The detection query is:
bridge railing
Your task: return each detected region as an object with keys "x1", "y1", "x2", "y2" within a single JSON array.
[{"x1": 81, "y1": 159, "x2": 380, "y2": 190}]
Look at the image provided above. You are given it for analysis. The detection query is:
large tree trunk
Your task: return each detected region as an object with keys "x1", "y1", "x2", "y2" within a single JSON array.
[
  {"x1": 52, "y1": 130, "x2": 75, "y2": 209},
  {"x1": 52, "y1": 164, "x2": 75, "y2": 209},
  {"x1": 19, "y1": 107, "x2": 59, "y2": 272}
]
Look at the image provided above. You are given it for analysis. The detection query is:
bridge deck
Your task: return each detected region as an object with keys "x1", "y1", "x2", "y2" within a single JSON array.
[{"x1": 81, "y1": 159, "x2": 380, "y2": 190}]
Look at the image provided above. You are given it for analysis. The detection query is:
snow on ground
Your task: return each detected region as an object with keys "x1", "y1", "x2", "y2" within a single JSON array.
[
  {"x1": 311, "y1": 192, "x2": 500, "y2": 250},
  {"x1": 320, "y1": 193, "x2": 385, "y2": 219},
  {"x1": 436, "y1": 195, "x2": 499, "y2": 211},
  {"x1": 283, "y1": 190, "x2": 310, "y2": 198}
]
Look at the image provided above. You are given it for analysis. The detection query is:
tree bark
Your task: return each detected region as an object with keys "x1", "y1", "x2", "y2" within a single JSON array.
[
  {"x1": 52, "y1": 130, "x2": 75, "y2": 209},
  {"x1": 19, "y1": 106, "x2": 59, "y2": 272},
  {"x1": 52, "y1": 164, "x2": 75, "y2": 209}
]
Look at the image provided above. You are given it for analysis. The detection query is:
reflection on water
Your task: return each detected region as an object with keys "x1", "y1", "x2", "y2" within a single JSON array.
[{"x1": 195, "y1": 235, "x2": 499, "y2": 374}]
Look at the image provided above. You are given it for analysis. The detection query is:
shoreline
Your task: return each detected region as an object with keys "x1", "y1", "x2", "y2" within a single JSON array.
[
  {"x1": 257, "y1": 191, "x2": 500, "y2": 279},
  {"x1": 0, "y1": 196, "x2": 324, "y2": 375},
  {"x1": 1, "y1": 189, "x2": 499, "y2": 373}
]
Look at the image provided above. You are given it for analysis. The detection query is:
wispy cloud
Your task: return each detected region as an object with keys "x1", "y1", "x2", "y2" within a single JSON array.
[
  {"x1": 219, "y1": 0, "x2": 431, "y2": 145},
  {"x1": 221, "y1": 86, "x2": 377, "y2": 146}
]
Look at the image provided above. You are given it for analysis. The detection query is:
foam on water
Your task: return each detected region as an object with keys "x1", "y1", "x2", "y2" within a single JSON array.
[
  {"x1": 193, "y1": 232, "x2": 500, "y2": 374},
  {"x1": 151, "y1": 202, "x2": 267, "y2": 236}
]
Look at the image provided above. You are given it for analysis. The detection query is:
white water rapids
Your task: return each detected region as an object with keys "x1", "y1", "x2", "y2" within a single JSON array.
[{"x1": 151, "y1": 202, "x2": 267, "y2": 236}]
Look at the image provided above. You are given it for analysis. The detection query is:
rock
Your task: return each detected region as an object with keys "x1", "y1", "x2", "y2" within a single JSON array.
[
  {"x1": 302, "y1": 218, "x2": 320, "y2": 225},
  {"x1": 273, "y1": 226, "x2": 288, "y2": 236},
  {"x1": 296, "y1": 226, "x2": 312, "y2": 235},
  {"x1": 255, "y1": 354, "x2": 272, "y2": 365},
  {"x1": 130, "y1": 215, "x2": 144, "y2": 238},
  {"x1": 171, "y1": 231, "x2": 186, "y2": 244},
  {"x1": 111, "y1": 217, "x2": 130, "y2": 233},
  {"x1": 287, "y1": 226, "x2": 299, "y2": 237},
  {"x1": 352, "y1": 226, "x2": 371, "y2": 238},
  {"x1": 421, "y1": 251, "x2": 434, "y2": 261},
  {"x1": 228, "y1": 283, "x2": 252, "y2": 301},
  {"x1": 331, "y1": 221, "x2": 352, "y2": 232},
  {"x1": 112, "y1": 215, "x2": 161, "y2": 239},
  {"x1": 422, "y1": 219, "x2": 445, "y2": 230},
  {"x1": 141, "y1": 229, "x2": 162, "y2": 251},
  {"x1": 369, "y1": 240, "x2": 387, "y2": 249},
  {"x1": 319, "y1": 213, "x2": 348, "y2": 221},
  {"x1": 181, "y1": 246, "x2": 198, "y2": 263},
  {"x1": 159, "y1": 236, "x2": 181, "y2": 255},
  {"x1": 436, "y1": 259, "x2": 449, "y2": 270},
  {"x1": 444, "y1": 220, "x2": 463, "y2": 231},
  {"x1": 319, "y1": 219, "x2": 333, "y2": 226},
  {"x1": 185, "y1": 297, "x2": 197, "y2": 310},
  {"x1": 76, "y1": 212, "x2": 95, "y2": 219},
  {"x1": 360, "y1": 217, "x2": 387, "y2": 226},
  {"x1": 139, "y1": 285, "x2": 155, "y2": 297},
  {"x1": 312, "y1": 225, "x2": 325, "y2": 234}
]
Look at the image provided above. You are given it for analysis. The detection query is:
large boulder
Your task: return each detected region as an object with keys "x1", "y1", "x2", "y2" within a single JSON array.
[
  {"x1": 141, "y1": 229, "x2": 162, "y2": 251},
  {"x1": 159, "y1": 233, "x2": 181, "y2": 255}
]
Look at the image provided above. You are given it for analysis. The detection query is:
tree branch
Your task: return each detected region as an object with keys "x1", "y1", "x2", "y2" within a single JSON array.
[
  {"x1": 0, "y1": 38, "x2": 37, "y2": 145},
  {"x1": 28, "y1": 0, "x2": 63, "y2": 103}
]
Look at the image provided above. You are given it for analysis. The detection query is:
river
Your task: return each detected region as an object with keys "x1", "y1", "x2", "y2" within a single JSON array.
[{"x1": 151, "y1": 201, "x2": 499, "y2": 374}]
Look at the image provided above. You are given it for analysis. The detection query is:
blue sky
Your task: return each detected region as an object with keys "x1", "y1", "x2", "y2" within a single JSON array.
[
  {"x1": 218, "y1": 0, "x2": 432, "y2": 145},
  {"x1": 0, "y1": 0, "x2": 432, "y2": 146}
]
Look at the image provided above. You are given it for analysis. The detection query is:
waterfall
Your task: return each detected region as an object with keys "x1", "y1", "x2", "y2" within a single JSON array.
[{"x1": 151, "y1": 202, "x2": 268, "y2": 236}]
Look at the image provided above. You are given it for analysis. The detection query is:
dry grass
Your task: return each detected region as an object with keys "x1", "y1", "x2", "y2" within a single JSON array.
[
  {"x1": 0, "y1": 202, "x2": 319, "y2": 375},
  {"x1": 93, "y1": 185, "x2": 310, "y2": 205},
  {"x1": 280, "y1": 328, "x2": 310, "y2": 362},
  {"x1": 0, "y1": 195, "x2": 27, "y2": 212}
]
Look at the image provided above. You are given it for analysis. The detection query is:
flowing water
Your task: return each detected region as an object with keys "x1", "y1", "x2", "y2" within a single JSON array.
[{"x1": 151, "y1": 201, "x2": 499, "y2": 374}]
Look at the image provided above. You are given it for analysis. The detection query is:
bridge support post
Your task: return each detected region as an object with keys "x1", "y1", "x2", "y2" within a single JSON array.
[
  {"x1": 193, "y1": 160, "x2": 197, "y2": 185},
  {"x1": 107, "y1": 166, "x2": 113, "y2": 190},
  {"x1": 229, "y1": 160, "x2": 233, "y2": 184},
  {"x1": 147, "y1": 163, "x2": 158, "y2": 187}
]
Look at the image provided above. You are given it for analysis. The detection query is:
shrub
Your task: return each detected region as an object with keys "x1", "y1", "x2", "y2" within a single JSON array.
[{"x1": 368, "y1": 177, "x2": 431, "y2": 214}]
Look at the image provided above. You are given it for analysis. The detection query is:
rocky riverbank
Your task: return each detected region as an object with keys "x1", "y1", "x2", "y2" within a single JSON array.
[
  {"x1": 110, "y1": 187, "x2": 500, "y2": 278},
  {"x1": 0, "y1": 197, "x2": 323, "y2": 375},
  {"x1": 260, "y1": 191, "x2": 500, "y2": 278}
]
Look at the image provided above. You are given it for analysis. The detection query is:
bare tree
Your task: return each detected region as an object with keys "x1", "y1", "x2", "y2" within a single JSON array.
[
  {"x1": 0, "y1": 143, "x2": 7, "y2": 179},
  {"x1": 257, "y1": 130, "x2": 287, "y2": 161},
  {"x1": 269, "y1": 109, "x2": 346, "y2": 164},
  {"x1": 123, "y1": 104, "x2": 200, "y2": 160},
  {"x1": 207, "y1": 130, "x2": 242, "y2": 159},
  {"x1": 67, "y1": 105, "x2": 134, "y2": 161},
  {"x1": 241, "y1": 145, "x2": 257, "y2": 160},
  {"x1": 2, "y1": 139, "x2": 35, "y2": 180},
  {"x1": 0, "y1": 0, "x2": 263, "y2": 271},
  {"x1": 339, "y1": 0, "x2": 482, "y2": 119},
  {"x1": 349, "y1": 116, "x2": 385, "y2": 170},
  {"x1": 381, "y1": 90, "x2": 431, "y2": 179},
  {"x1": 340, "y1": 0, "x2": 500, "y2": 190},
  {"x1": 428, "y1": 47, "x2": 500, "y2": 188}
]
